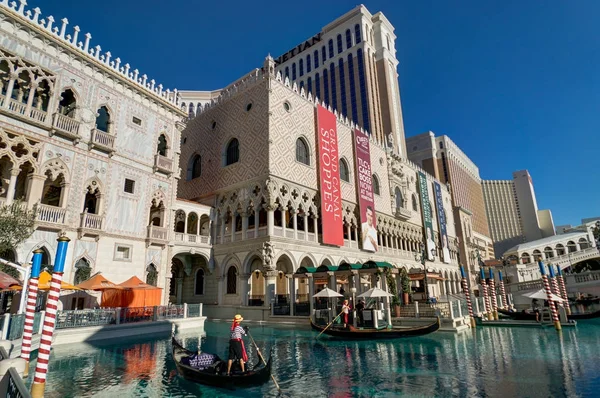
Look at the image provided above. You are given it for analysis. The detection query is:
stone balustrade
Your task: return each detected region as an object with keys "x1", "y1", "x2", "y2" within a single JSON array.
[
  {"x1": 36, "y1": 204, "x2": 66, "y2": 224},
  {"x1": 154, "y1": 154, "x2": 173, "y2": 174},
  {"x1": 51, "y1": 112, "x2": 81, "y2": 140},
  {"x1": 89, "y1": 128, "x2": 115, "y2": 154}
]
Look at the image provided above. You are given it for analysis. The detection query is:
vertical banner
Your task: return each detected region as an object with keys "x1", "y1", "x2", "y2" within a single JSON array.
[
  {"x1": 315, "y1": 105, "x2": 343, "y2": 246},
  {"x1": 417, "y1": 171, "x2": 435, "y2": 261},
  {"x1": 434, "y1": 181, "x2": 451, "y2": 264},
  {"x1": 354, "y1": 128, "x2": 378, "y2": 252}
]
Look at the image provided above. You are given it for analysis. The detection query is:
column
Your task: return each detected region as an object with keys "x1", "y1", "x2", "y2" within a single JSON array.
[
  {"x1": 254, "y1": 208, "x2": 259, "y2": 238},
  {"x1": 216, "y1": 276, "x2": 224, "y2": 305},
  {"x1": 58, "y1": 182, "x2": 70, "y2": 208},
  {"x1": 164, "y1": 277, "x2": 171, "y2": 304},
  {"x1": 303, "y1": 213, "x2": 308, "y2": 241},
  {"x1": 346, "y1": 224, "x2": 351, "y2": 243},
  {"x1": 219, "y1": 215, "x2": 226, "y2": 244},
  {"x1": 26, "y1": 174, "x2": 46, "y2": 209},
  {"x1": 267, "y1": 206, "x2": 274, "y2": 236},
  {"x1": 2, "y1": 74, "x2": 16, "y2": 109},
  {"x1": 281, "y1": 208, "x2": 287, "y2": 237},
  {"x1": 241, "y1": 211, "x2": 248, "y2": 241},
  {"x1": 25, "y1": 81, "x2": 38, "y2": 116},
  {"x1": 240, "y1": 273, "x2": 250, "y2": 306},
  {"x1": 292, "y1": 209, "x2": 298, "y2": 240},
  {"x1": 288, "y1": 276, "x2": 296, "y2": 316},
  {"x1": 265, "y1": 270, "x2": 277, "y2": 312},
  {"x1": 230, "y1": 213, "x2": 235, "y2": 242},
  {"x1": 307, "y1": 274, "x2": 315, "y2": 321},
  {"x1": 313, "y1": 215, "x2": 319, "y2": 243},
  {"x1": 176, "y1": 277, "x2": 183, "y2": 304},
  {"x1": 196, "y1": 216, "x2": 201, "y2": 236},
  {"x1": 328, "y1": 271, "x2": 336, "y2": 291},
  {"x1": 5, "y1": 168, "x2": 19, "y2": 205}
]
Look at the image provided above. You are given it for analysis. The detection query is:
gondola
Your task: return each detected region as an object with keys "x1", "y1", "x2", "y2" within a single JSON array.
[
  {"x1": 498, "y1": 308, "x2": 600, "y2": 321},
  {"x1": 171, "y1": 336, "x2": 272, "y2": 388},
  {"x1": 310, "y1": 317, "x2": 440, "y2": 339}
]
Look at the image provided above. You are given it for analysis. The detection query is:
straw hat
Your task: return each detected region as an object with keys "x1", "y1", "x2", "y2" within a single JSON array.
[{"x1": 233, "y1": 314, "x2": 244, "y2": 322}]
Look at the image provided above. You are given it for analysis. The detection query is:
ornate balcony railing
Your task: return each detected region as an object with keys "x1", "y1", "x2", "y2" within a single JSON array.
[
  {"x1": 30, "y1": 107, "x2": 48, "y2": 123},
  {"x1": 51, "y1": 112, "x2": 81, "y2": 141},
  {"x1": 36, "y1": 204, "x2": 66, "y2": 224},
  {"x1": 395, "y1": 206, "x2": 412, "y2": 220},
  {"x1": 154, "y1": 154, "x2": 173, "y2": 174},
  {"x1": 7, "y1": 99, "x2": 26, "y2": 115},
  {"x1": 80, "y1": 212, "x2": 104, "y2": 230},
  {"x1": 147, "y1": 225, "x2": 168, "y2": 243},
  {"x1": 89, "y1": 128, "x2": 116, "y2": 155}
]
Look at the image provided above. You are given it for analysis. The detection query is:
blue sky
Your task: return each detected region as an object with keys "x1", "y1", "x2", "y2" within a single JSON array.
[{"x1": 39, "y1": 0, "x2": 599, "y2": 226}]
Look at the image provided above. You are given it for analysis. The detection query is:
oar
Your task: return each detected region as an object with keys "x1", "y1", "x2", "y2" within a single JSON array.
[
  {"x1": 316, "y1": 309, "x2": 345, "y2": 339},
  {"x1": 247, "y1": 330, "x2": 282, "y2": 393}
]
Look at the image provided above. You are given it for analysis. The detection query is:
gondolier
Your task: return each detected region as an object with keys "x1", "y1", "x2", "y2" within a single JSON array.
[{"x1": 227, "y1": 314, "x2": 249, "y2": 376}]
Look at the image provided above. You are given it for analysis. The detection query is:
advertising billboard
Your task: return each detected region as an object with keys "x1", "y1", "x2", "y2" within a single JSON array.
[
  {"x1": 418, "y1": 171, "x2": 435, "y2": 261},
  {"x1": 354, "y1": 128, "x2": 377, "y2": 252},
  {"x1": 315, "y1": 105, "x2": 343, "y2": 246},
  {"x1": 433, "y1": 181, "x2": 451, "y2": 263}
]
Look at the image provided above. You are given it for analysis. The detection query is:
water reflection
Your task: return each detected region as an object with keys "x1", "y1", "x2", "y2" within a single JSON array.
[{"x1": 28, "y1": 321, "x2": 600, "y2": 397}]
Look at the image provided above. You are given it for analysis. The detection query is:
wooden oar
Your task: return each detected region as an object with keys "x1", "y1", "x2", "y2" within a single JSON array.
[
  {"x1": 316, "y1": 309, "x2": 345, "y2": 339},
  {"x1": 247, "y1": 330, "x2": 282, "y2": 393}
]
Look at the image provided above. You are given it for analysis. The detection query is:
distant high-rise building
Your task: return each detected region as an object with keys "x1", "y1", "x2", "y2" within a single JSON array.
[{"x1": 482, "y1": 170, "x2": 555, "y2": 256}]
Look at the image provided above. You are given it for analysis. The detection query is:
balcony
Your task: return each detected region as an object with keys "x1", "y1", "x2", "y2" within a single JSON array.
[
  {"x1": 153, "y1": 154, "x2": 173, "y2": 175},
  {"x1": 395, "y1": 206, "x2": 412, "y2": 221},
  {"x1": 89, "y1": 129, "x2": 116, "y2": 156},
  {"x1": 77, "y1": 212, "x2": 104, "y2": 239},
  {"x1": 146, "y1": 225, "x2": 168, "y2": 247},
  {"x1": 2, "y1": 99, "x2": 49, "y2": 125},
  {"x1": 51, "y1": 113, "x2": 82, "y2": 143},
  {"x1": 173, "y1": 233, "x2": 211, "y2": 245},
  {"x1": 36, "y1": 204, "x2": 66, "y2": 227}
]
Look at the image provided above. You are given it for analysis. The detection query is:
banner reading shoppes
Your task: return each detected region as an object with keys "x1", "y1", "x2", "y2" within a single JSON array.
[
  {"x1": 316, "y1": 105, "x2": 343, "y2": 246},
  {"x1": 433, "y1": 181, "x2": 451, "y2": 264},
  {"x1": 417, "y1": 171, "x2": 435, "y2": 261},
  {"x1": 354, "y1": 128, "x2": 378, "y2": 252}
]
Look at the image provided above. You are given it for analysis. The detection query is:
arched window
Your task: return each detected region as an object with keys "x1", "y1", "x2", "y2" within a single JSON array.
[
  {"x1": 328, "y1": 39, "x2": 334, "y2": 58},
  {"x1": 306, "y1": 55, "x2": 311, "y2": 73},
  {"x1": 314, "y1": 50, "x2": 319, "y2": 68},
  {"x1": 225, "y1": 139, "x2": 239, "y2": 166},
  {"x1": 195, "y1": 269, "x2": 205, "y2": 295},
  {"x1": 321, "y1": 46, "x2": 327, "y2": 62},
  {"x1": 292, "y1": 63, "x2": 297, "y2": 80},
  {"x1": 372, "y1": 174, "x2": 380, "y2": 195},
  {"x1": 73, "y1": 258, "x2": 91, "y2": 285},
  {"x1": 196, "y1": 103, "x2": 202, "y2": 115},
  {"x1": 188, "y1": 103, "x2": 195, "y2": 118},
  {"x1": 41, "y1": 171, "x2": 65, "y2": 207},
  {"x1": 285, "y1": 67, "x2": 289, "y2": 79},
  {"x1": 339, "y1": 159, "x2": 350, "y2": 182},
  {"x1": 355, "y1": 24, "x2": 362, "y2": 43},
  {"x1": 345, "y1": 29, "x2": 352, "y2": 49},
  {"x1": 395, "y1": 187, "x2": 403, "y2": 210},
  {"x1": 299, "y1": 59, "x2": 304, "y2": 77},
  {"x1": 187, "y1": 154, "x2": 201, "y2": 180},
  {"x1": 181, "y1": 102, "x2": 186, "y2": 111},
  {"x1": 157, "y1": 134, "x2": 168, "y2": 156},
  {"x1": 226, "y1": 266, "x2": 237, "y2": 294},
  {"x1": 347, "y1": 54, "x2": 357, "y2": 121},
  {"x1": 58, "y1": 89, "x2": 77, "y2": 117},
  {"x1": 412, "y1": 194, "x2": 418, "y2": 211},
  {"x1": 338, "y1": 59, "x2": 347, "y2": 117},
  {"x1": 83, "y1": 183, "x2": 100, "y2": 214},
  {"x1": 296, "y1": 138, "x2": 310, "y2": 165},
  {"x1": 315, "y1": 73, "x2": 321, "y2": 100},
  {"x1": 95, "y1": 106, "x2": 111, "y2": 133},
  {"x1": 323, "y1": 69, "x2": 329, "y2": 105},
  {"x1": 337, "y1": 34, "x2": 343, "y2": 53},
  {"x1": 146, "y1": 264, "x2": 158, "y2": 287},
  {"x1": 521, "y1": 253, "x2": 531, "y2": 264}
]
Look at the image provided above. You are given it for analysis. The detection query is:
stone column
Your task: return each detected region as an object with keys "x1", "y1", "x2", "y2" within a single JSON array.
[
  {"x1": 241, "y1": 211, "x2": 248, "y2": 241},
  {"x1": 292, "y1": 209, "x2": 298, "y2": 240},
  {"x1": 265, "y1": 270, "x2": 278, "y2": 312},
  {"x1": 230, "y1": 212, "x2": 236, "y2": 242},
  {"x1": 346, "y1": 224, "x2": 351, "y2": 244},
  {"x1": 240, "y1": 273, "x2": 250, "y2": 306},
  {"x1": 176, "y1": 277, "x2": 183, "y2": 304},
  {"x1": 288, "y1": 276, "x2": 296, "y2": 316},
  {"x1": 267, "y1": 206, "x2": 274, "y2": 236},
  {"x1": 328, "y1": 271, "x2": 336, "y2": 291},
  {"x1": 219, "y1": 215, "x2": 226, "y2": 244},
  {"x1": 183, "y1": 214, "x2": 188, "y2": 236},
  {"x1": 281, "y1": 208, "x2": 287, "y2": 237},
  {"x1": 5, "y1": 168, "x2": 20, "y2": 205},
  {"x1": 2, "y1": 74, "x2": 17, "y2": 109},
  {"x1": 164, "y1": 276, "x2": 171, "y2": 304},
  {"x1": 25, "y1": 82, "x2": 38, "y2": 117},
  {"x1": 254, "y1": 209, "x2": 260, "y2": 238},
  {"x1": 313, "y1": 215, "x2": 319, "y2": 243},
  {"x1": 303, "y1": 213, "x2": 309, "y2": 241},
  {"x1": 307, "y1": 274, "x2": 315, "y2": 321},
  {"x1": 58, "y1": 182, "x2": 70, "y2": 208},
  {"x1": 26, "y1": 174, "x2": 46, "y2": 209}
]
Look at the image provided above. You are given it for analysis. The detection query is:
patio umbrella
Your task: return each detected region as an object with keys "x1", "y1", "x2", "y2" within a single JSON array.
[
  {"x1": 76, "y1": 273, "x2": 121, "y2": 290},
  {"x1": 523, "y1": 289, "x2": 565, "y2": 303},
  {"x1": 358, "y1": 287, "x2": 394, "y2": 298},
  {"x1": 0, "y1": 271, "x2": 21, "y2": 289},
  {"x1": 313, "y1": 288, "x2": 343, "y2": 298},
  {"x1": 9, "y1": 271, "x2": 80, "y2": 291}
]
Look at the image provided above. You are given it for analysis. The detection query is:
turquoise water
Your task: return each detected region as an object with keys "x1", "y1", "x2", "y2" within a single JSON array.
[{"x1": 28, "y1": 319, "x2": 600, "y2": 397}]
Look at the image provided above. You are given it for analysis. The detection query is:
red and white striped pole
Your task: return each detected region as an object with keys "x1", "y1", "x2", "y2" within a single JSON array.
[
  {"x1": 549, "y1": 265, "x2": 562, "y2": 309},
  {"x1": 31, "y1": 237, "x2": 70, "y2": 398},
  {"x1": 480, "y1": 268, "x2": 491, "y2": 320},
  {"x1": 488, "y1": 268, "x2": 498, "y2": 320},
  {"x1": 460, "y1": 265, "x2": 476, "y2": 328},
  {"x1": 498, "y1": 270, "x2": 507, "y2": 309},
  {"x1": 538, "y1": 259, "x2": 561, "y2": 331},
  {"x1": 20, "y1": 249, "x2": 44, "y2": 377},
  {"x1": 556, "y1": 265, "x2": 571, "y2": 315}
]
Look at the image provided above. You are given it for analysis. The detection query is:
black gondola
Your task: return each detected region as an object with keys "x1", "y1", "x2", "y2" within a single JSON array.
[
  {"x1": 171, "y1": 337, "x2": 272, "y2": 388},
  {"x1": 310, "y1": 318, "x2": 440, "y2": 339},
  {"x1": 498, "y1": 308, "x2": 600, "y2": 321}
]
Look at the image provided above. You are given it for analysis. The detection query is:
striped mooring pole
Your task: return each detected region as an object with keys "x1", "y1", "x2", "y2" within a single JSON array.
[
  {"x1": 20, "y1": 249, "x2": 43, "y2": 377},
  {"x1": 538, "y1": 259, "x2": 561, "y2": 331},
  {"x1": 556, "y1": 265, "x2": 571, "y2": 315},
  {"x1": 460, "y1": 265, "x2": 476, "y2": 328},
  {"x1": 488, "y1": 268, "x2": 498, "y2": 320},
  {"x1": 31, "y1": 237, "x2": 70, "y2": 398},
  {"x1": 548, "y1": 264, "x2": 565, "y2": 321},
  {"x1": 480, "y1": 268, "x2": 491, "y2": 320},
  {"x1": 498, "y1": 270, "x2": 507, "y2": 309}
]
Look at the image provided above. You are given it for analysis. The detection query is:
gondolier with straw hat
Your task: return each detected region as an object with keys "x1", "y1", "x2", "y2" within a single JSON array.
[{"x1": 227, "y1": 314, "x2": 249, "y2": 376}]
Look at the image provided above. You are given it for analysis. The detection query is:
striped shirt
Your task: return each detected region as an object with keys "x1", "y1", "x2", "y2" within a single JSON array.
[{"x1": 230, "y1": 325, "x2": 246, "y2": 340}]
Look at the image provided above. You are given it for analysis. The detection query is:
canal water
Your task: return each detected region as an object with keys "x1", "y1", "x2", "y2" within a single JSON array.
[{"x1": 28, "y1": 319, "x2": 600, "y2": 397}]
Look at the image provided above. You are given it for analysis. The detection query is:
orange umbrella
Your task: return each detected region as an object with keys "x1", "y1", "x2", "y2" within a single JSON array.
[
  {"x1": 119, "y1": 276, "x2": 156, "y2": 289},
  {"x1": 10, "y1": 271, "x2": 80, "y2": 291},
  {"x1": 76, "y1": 273, "x2": 122, "y2": 290}
]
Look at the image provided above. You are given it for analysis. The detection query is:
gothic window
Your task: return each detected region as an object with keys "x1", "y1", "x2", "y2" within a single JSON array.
[
  {"x1": 188, "y1": 103, "x2": 195, "y2": 118},
  {"x1": 195, "y1": 269, "x2": 205, "y2": 295},
  {"x1": 95, "y1": 106, "x2": 111, "y2": 133},
  {"x1": 187, "y1": 154, "x2": 201, "y2": 180},
  {"x1": 83, "y1": 183, "x2": 100, "y2": 214},
  {"x1": 226, "y1": 266, "x2": 237, "y2": 294},
  {"x1": 58, "y1": 89, "x2": 77, "y2": 117},
  {"x1": 395, "y1": 187, "x2": 403, "y2": 209},
  {"x1": 412, "y1": 194, "x2": 418, "y2": 212},
  {"x1": 355, "y1": 24, "x2": 362, "y2": 43},
  {"x1": 372, "y1": 174, "x2": 380, "y2": 195},
  {"x1": 157, "y1": 134, "x2": 168, "y2": 156},
  {"x1": 338, "y1": 59, "x2": 347, "y2": 117},
  {"x1": 146, "y1": 264, "x2": 158, "y2": 287},
  {"x1": 225, "y1": 139, "x2": 239, "y2": 166},
  {"x1": 41, "y1": 171, "x2": 65, "y2": 207},
  {"x1": 296, "y1": 138, "x2": 310, "y2": 165},
  {"x1": 340, "y1": 159, "x2": 350, "y2": 182},
  {"x1": 337, "y1": 34, "x2": 343, "y2": 54},
  {"x1": 345, "y1": 29, "x2": 352, "y2": 49}
]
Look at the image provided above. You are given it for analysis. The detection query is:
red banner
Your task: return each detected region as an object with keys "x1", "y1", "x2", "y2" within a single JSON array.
[
  {"x1": 316, "y1": 105, "x2": 343, "y2": 246},
  {"x1": 354, "y1": 128, "x2": 378, "y2": 252}
]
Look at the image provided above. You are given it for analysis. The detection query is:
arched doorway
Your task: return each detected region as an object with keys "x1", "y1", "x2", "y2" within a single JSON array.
[
  {"x1": 248, "y1": 258, "x2": 264, "y2": 307},
  {"x1": 170, "y1": 258, "x2": 184, "y2": 304},
  {"x1": 274, "y1": 254, "x2": 294, "y2": 315}
]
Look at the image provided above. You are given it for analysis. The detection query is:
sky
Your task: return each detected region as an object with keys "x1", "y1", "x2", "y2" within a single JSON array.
[{"x1": 37, "y1": 0, "x2": 600, "y2": 227}]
